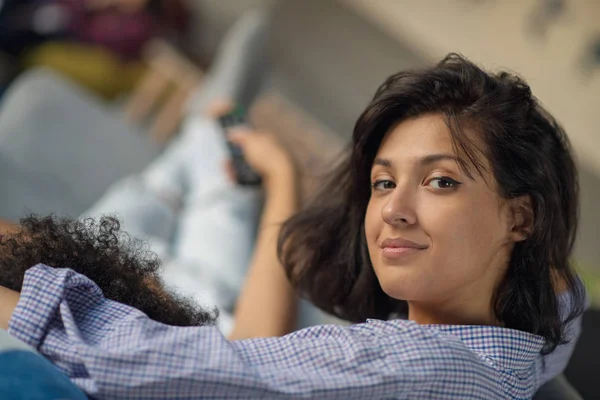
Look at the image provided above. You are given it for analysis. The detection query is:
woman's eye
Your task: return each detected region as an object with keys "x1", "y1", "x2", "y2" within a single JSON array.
[
  {"x1": 428, "y1": 177, "x2": 461, "y2": 190},
  {"x1": 372, "y1": 180, "x2": 396, "y2": 191}
]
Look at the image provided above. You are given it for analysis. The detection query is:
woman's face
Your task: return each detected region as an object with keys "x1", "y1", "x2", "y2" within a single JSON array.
[{"x1": 364, "y1": 114, "x2": 522, "y2": 324}]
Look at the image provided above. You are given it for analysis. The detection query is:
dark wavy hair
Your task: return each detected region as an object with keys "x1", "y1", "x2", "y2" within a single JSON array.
[
  {"x1": 0, "y1": 214, "x2": 217, "y2": 327},
  {"x1": 279, "y1": 53, "x2": 585, "y2": 352}
]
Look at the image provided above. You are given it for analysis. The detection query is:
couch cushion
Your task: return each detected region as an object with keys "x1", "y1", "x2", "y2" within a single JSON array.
[
  {"x1": 0, "y1": 154, "x2": 76, "y2": 220},
  {"x1": 0, "y1": 68, "x2": 159, "y2": 217}
]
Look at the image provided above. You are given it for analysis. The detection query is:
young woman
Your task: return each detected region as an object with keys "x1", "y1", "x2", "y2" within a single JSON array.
[
  {"x1": 0, "y1": 54, "x2": 585, "y2": 399},
  {"x1": 230, "y1": 53, "x2": 586, "y2": 385}
]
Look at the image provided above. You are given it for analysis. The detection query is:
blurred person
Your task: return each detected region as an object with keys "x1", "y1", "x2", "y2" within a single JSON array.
[
  {"x1": 0, "y1": 0, "x2": 189, "y2": 98},
  {"x1": 0, "y1": 54, "x2": 587, "y2": 399},
  {"x1": 0, "y1": 7, "x2": 268, "y2": 333},
  {"x1": 78, "y1": 100, "x2": 263, "y2": 334},
  {"x1": 0, "y1": 0, "x2": 188, "y2": 59},
  {"x1": 0, "y1": 215, "x2": 219, "y2": 328},
  {"x1": 0, "y1": 98, "x2": 263, "y2": 334}
]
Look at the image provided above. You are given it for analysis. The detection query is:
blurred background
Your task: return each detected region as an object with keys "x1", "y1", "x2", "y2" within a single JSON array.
[{"x1": 0, "y1": 0, "x2": 598, "y2": 397}]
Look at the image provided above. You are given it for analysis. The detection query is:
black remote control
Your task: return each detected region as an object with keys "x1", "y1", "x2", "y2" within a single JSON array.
[{"x1": 218, "y1": 106, "x2": 262, "y2": 186}]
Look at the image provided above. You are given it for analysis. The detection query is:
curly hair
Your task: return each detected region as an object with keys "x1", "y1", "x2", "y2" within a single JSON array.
[
  {"x1": 0, "y1": 214, "x2": 217, "y2": 327},
  {"x1": 278, "y1": 53, "x2": 585, "y2": 353}
]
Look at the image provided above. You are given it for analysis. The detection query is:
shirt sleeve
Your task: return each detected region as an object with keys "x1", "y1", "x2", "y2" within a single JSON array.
[{"x1": 8, "y1": 265, "x2": 500, "y2": 399}]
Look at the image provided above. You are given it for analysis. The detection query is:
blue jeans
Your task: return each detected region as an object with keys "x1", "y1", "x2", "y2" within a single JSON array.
[
  {"x1": 0, "y1": 329, "x2": 87, "y2": 399},
  {"x1": 82, "y1": 115, "x2": 262, "y2": 334}
]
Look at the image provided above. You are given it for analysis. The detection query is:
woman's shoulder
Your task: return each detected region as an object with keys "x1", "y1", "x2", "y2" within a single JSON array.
[
  {"x1": 285, "y1": 318, "x2": 544, "y2": 371},
  {"x1": 233, "y1": 319, "x2": 543, "y2": 398}
]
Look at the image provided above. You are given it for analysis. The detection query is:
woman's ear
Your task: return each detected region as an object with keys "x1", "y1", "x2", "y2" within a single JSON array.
[{"x1": 508, "y1": 195, "x2": 534, "y2": 242}]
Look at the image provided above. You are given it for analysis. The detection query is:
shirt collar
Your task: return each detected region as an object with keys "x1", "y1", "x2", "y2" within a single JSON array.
[{"x1": 432, "y1": 324, "x2": 545, "y2": 372}]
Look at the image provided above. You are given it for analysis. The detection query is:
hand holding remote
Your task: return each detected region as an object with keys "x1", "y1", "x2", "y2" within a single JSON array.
[{"x1": 227, "y1": 130, "x2": 296, "y2": 189}]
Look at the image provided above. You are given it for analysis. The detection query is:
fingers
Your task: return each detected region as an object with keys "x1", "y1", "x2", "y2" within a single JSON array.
[
  {"x1": 0, "y1": 218, "x2": 19, "y2": 235},
  {"x1": 226, "y1": 128, "x2": 258, "y2": 147},
  {"x1": 228, "y1": 129, "x2": 272, "y2": 140},
  {"x1": 222, "y1": 160, "x2": 237, "y2": 183},
  {"x1": 206, "y1": 99, "x2": 235, "y2": 118}
]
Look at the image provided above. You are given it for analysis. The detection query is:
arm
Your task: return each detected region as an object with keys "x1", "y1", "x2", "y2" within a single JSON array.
[
  {"x1": 0, "y1": 285, "x2": 19, "y2": 330},
  {"x1": 0, "y1": 218, "x2": 20, "y2": 328},
  {"x1": 8, "y1": 266, "x2": 502, "y2": 399},
  {"x1": 228, "y1": 132, "x2": 300, "y2": 340}
]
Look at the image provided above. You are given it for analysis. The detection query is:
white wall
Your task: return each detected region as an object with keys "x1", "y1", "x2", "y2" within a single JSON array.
[{"x1": 339, "y1": 0, "x2": 600, "y2": 173}]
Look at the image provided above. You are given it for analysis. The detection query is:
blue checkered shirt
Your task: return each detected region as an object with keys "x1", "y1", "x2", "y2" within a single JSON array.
[{"x1": 8, "y1": 265, "x2": 544, "y2": 399}]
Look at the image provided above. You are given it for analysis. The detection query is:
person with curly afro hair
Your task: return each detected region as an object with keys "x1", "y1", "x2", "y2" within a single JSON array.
[{"x1": 0, "y1": 214, "x2": 217, "y2": 327}]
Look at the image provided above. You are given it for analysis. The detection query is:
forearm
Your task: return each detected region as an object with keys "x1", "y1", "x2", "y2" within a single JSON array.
[
  {"x1": 0, "y1": 218, "x2": 19, "y2": 234},
  {"x1": 0, "y1": 285, "x2": 19, "y2": 330},
  {"x1": 230, "y1": 166, "x2": 300, "y2": 340},
  {"x1": 0, "y1": 219, "x2": 23, "y2": 329},
  {"x1": 10, "y1": 266, "x2": 437, "y2": 399}
]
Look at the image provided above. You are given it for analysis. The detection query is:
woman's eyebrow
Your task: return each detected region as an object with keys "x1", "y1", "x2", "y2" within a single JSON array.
[
  {"x1": 416, "y1": 153, "x2": 464, "y2": 167},
  {"x1": 373, "y1": 154, "x2": 464, "y2": 168},
  {"x1": 372, "y1": 154, "x2": 474, "y2": 179},
  {"x1": 372, "y1": 158, "x2": 392, "y2": 168}
]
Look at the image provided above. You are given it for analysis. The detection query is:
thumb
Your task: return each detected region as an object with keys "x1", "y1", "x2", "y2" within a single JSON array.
[
  {"x1": 222, "y1": 160, "x2": 237, "y2": 183},
  {"x1": 227, "y1": 128, "x2": 253, "y2": 145}
]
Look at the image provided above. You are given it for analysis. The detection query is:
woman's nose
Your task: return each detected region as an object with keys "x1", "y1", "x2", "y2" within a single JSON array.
[{"x1": 381, "y1": 186, "x2": 417, "y2": 227}]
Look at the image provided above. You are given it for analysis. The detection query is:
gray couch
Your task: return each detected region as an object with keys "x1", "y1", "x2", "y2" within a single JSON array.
[{"x1": 0, "y1": 69, "x2": 158, "y2": 220}]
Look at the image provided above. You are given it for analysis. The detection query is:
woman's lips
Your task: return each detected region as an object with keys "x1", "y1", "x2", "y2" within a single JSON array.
[{"x1": 380, "y1": 237, "x2": 428, "y2": 259}]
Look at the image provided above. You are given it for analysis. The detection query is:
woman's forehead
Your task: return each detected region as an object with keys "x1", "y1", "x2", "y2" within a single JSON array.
[
  {"x1": 378, "y1": 115, "x2": 456, "y2": 159},
  {"x1": 374, "y1": 114, "x2": 490, "y2": 179}
]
